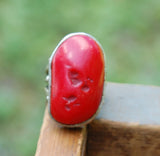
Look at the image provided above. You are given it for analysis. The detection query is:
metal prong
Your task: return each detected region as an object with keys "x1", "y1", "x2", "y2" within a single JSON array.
[
  {"x1": 46, "y1": 96, "x2": 49, "y2": 101},
  {"x1": 45, "y1": 75, "x2": 49, "y2": 82}
]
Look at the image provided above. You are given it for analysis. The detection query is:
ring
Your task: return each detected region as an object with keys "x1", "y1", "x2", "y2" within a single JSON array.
[{"x1": 46, "y1": 32, "x2": 105, "y2": 127}]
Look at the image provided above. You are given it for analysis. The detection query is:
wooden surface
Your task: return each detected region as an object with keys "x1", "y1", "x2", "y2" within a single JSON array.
[
  {"x1": 98, "y1": 82, "x2": 160, "y2": 124},
  {"x1": 86, "y1": 82, "x2": 160, "y2": 156},
  {"x1": 87, "y1": 120, "x2": 160, "y2": 156},
  {"x1": 35, "y1": 108, "x2": 87, "y2": 156},
  {"x1": 36, "y1": 82, "x2": 160, "y2": 156}
]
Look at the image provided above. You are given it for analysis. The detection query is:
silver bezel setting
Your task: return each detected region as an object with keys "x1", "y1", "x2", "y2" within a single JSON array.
[{"x1": 46, "y1": 32, "x2": 106, "y2": 127}]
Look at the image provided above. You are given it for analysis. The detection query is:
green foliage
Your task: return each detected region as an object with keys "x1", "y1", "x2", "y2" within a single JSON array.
[{"x1": 0, "y1": 0, "x2": 160, "y2": 155}]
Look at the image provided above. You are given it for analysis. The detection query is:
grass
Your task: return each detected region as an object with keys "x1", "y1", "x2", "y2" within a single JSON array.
[{"x1": 0, "y1": 0, "x2": 160, "y2": 155}]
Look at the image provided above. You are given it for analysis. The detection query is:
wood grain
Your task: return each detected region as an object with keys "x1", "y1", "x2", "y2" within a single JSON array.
[
  {"x1": 35, "y1": 108, "x2": 87, "y2": 156},
  {"x1": 87, "y1": 119, "x2": 160, "y2": 156}
]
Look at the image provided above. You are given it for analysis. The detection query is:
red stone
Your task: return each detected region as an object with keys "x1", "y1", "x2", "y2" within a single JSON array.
[{"x1": 49, "y1": 33, "x2": 105, "y2": 125}]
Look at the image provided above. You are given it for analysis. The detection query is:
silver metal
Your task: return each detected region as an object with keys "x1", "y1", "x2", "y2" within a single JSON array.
[
  {"x1": 45, "y1": 75, "x2": 49, "y2": 82},
  {"x1": 46, "y1": 32, "x2": 106, "y2": 127}
]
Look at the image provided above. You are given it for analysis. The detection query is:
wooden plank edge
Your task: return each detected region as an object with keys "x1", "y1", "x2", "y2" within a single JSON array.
[{"x1": 35, "y1": 107, "x2": 87, "y2": 156}]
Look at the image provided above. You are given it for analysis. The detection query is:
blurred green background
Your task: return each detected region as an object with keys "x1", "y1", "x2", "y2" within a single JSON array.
[{"x1": 0, "y1": 0, "x2": 160, "y2": 155}]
